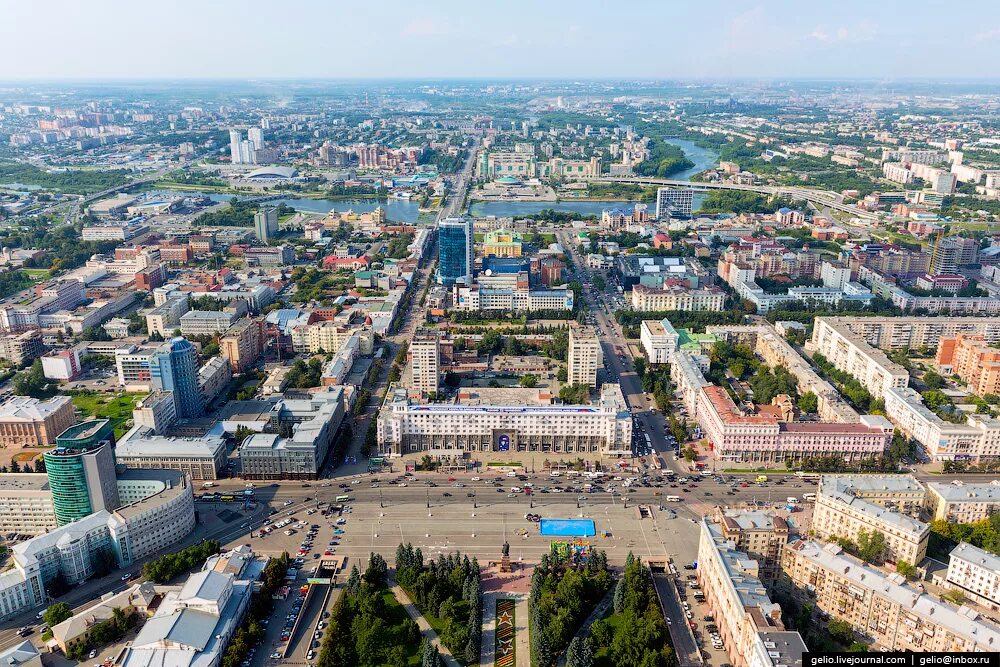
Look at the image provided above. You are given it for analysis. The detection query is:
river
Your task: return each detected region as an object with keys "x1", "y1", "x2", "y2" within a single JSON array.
[{"x1": 469, "y1": 138, "x2": 718, "y2": 218}]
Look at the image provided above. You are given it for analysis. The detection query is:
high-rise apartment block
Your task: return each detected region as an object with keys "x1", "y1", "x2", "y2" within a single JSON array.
[
  {"x1": 409, "y1": 331, "x2": 440, "y2": 396},
  {"x1": 220, "y1": 318, "x2": 265, "y2": 374},
  {"x1": 567, "y1": 326, "x2": 602, "y2": 389},
  {"x1": 253, "y1": 207, "x2": 279, "y2": 243}
]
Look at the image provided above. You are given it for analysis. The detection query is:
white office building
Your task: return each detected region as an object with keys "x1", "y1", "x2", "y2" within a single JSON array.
[{"x1": 640, "y1": 319, "x2": 680, "y2": 365}]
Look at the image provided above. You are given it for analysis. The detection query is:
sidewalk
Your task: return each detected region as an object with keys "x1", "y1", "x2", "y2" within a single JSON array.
[
  {"x1": 389, "y1": 580, "x2": 462, "y2": 667},
  {"x1": 481, "y1": 592, "x2": 497, "y2": 666}
]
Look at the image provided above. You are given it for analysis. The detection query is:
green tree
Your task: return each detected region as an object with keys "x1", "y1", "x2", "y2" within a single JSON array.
[
  {"x1": 923, "y1": 370, "x2": 946, "y2": 390},
  {"x1": 566, "y1": 636, "x2": 594, "y2": 667},
  {"x1": 43, "y1": 602, "x2": 73, "y2": 627},
  {"x1": 682, "y1": 446, "x2": 697, "y2": 463},
  {"x1": 797, "y1": 391, "x2": 818, "y2": 414},
  {"x1": 856, "y1": 529, "x2": 887, "y2": 564},
  {"x1": 895, "y1": 561, "x2": 919, "y2": 580},
  {"x1": 827, "y1": 618, "x2": 855, "y2": 645},
  {"x1": 520, "y1": 374, "x2": 538, "y2": 388}
]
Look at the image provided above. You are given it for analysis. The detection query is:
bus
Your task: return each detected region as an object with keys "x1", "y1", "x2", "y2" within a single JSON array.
[
  {"x1": 755, "y1": 475, "x2": 768, "y2": 483},
  {"x1": 335, "y1": 495, "x2": 351, "y2": 503},
  {"x1": 665, "y1": 495, "x2": 682, "y2": 502},
  {"x1": 220, "y1": 494, "x2": 236, "y2": 502},
  {"x1": 802, "y1": 493, "x2": 817, "y2": 502}
]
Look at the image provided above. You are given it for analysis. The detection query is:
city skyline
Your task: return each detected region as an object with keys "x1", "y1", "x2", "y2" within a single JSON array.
[{"x1": 3, "y1": 0, "x2": 1000, "y2": 81}]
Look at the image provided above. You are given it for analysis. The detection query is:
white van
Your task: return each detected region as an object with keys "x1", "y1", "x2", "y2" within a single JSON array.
[
  {"x1": 786, "y1": 497, "x2": 799, "y2": 504},
  {"x1": 510, "y1": 487, "x2": 522, "y2": 493},
  {"x1": 665, "y1": 495, "x2": 682, "y2": 502}
]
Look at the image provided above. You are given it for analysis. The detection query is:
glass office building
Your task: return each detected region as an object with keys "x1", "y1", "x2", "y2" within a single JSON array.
[
  {"x1": 437, "y1": 217, "x2": 474, "y2": 286},
  {"x1": 151, "y1": 337, "x2": 204, "y2": 418},
  {"x1": 46, "y1": 419, "x2": 119, "y2": 526}
]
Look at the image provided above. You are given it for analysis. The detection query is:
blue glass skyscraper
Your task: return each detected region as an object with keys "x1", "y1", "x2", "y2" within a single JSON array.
[
  {"x1": 151, "y1": 337, "x2": 204, "y2": 418},
  {"x1": 437, "y1": 217, "x2": 474, "y2": 286}
]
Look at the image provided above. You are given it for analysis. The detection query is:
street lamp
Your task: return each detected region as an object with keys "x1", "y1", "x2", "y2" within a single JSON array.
[
  {"x1": 379, "y1": 489, "x2": 384, "y2": 509},
  {"x1": 426, "y1": 488, "x2": 430, "y2": 509}
]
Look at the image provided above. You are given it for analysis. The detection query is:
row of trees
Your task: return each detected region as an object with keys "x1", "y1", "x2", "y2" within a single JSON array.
[
  {"x1": 529, "y1": 548, "x2": 612, "y2": 667},
  {"x1": 589, "y1": 553, "x2": 675, "y2": 667},
  {"x1": 142, "y1": 540, "x2": 220, "y2": 583},
  {"x1": 318, "y1": 553, "x2": 421, "y2": 667},
  {"x1": 395, "y1": 544, "x2": 482, "y2": 663},
  {"x1": 811, "y1": 352, "x2": 883, "y2": 414},
  {"x1": 220, "y1": 554, "x2": 291, "y2": 667},
  {"x1": 929, "y1": 512, "x2": 1000, "y2": 561}
]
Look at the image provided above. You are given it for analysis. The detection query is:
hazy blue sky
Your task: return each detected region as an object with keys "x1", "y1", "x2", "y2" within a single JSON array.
[{"x1": 2, "y1": 0, "x2": 999, "y2": 80}]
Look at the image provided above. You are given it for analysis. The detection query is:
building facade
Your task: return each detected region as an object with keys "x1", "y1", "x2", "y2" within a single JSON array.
[
  {"x1": 812, "y1": 475, "x2": 929, "y2": 565},
  {"x1": 781, "y1": 540, "x2": 1000, "y2": 652},
  {"x1": 437, "y1": 217, "x2": 474, "y2": 286},
  {"x1": 567, "y1": 326, "x2": 602, "y2": 389},
  {"x1": 0, "y1": 395, "x2": 76, "y2": 447},
  {"x1": 640, "y1": 319, "x2": 680, "y2": 365},
  {"x1": 629, "y1": 285, "x2": 726, "y2": 312},
  {"x1": 151, "y1": 337, "x2": 204, "y2": 418},
  {"x1": 378, "y1": 384, "x2": 633, "y2": 458},
  {"x1": 410, "y1": 331, "x2": 440, "y2": 395}
]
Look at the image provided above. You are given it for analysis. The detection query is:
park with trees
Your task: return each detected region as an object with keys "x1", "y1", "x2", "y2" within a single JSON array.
[
  {"x1": 395, "y1": 544, "x2": 482, "y2": 664},
  {"x1": 317, "y1": 553, "x2": 423, "y2": 667},
  {"x1": 587, "y1": 553, "x2": 675, "y2": 667},
  {"x1": 142, "y1": 540, "x2": 220, "y2": 583},
  {"x1": 528, "y1": 547, "x2": 612, "y2": 667}
]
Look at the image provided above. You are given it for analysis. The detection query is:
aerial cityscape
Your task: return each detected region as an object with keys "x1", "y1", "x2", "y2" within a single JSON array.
[{"x1": 2, "y1": 3, "x2": 1000, "y2": 667}]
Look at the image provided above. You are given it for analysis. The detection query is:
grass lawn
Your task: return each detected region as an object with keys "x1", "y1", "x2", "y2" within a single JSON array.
[
  {"x1": 380, "y1": 590, "x2": 422, "y2": 666},
  {"x1": 69, "y1": 391, "x2": 145, "y2": 438},
  {"x1": 21, "y1": 268, "x2": 51, "y2": 280}
]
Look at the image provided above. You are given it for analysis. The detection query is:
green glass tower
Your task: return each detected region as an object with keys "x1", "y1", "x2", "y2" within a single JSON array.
[{"x1": 46, "y1": 419, "x2": 119, "y2": 526}]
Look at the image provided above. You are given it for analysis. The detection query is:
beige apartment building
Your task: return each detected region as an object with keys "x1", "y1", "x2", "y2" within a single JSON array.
[
  {"x1": 220, "y1": 318, "x2": 265, "y2": 374},
  {"x1": 712, "y1": 509, "x2": 791, "y2": 585},
  {"x1": 812, "y1": 475, "x2": 929, "y2": 565},
  {"x1": 567, "y1": 326, "x2": 602, "y2": 389},
  {"x1": 409, "y1": 331, "x2": 440, "y2": 395},
  {"x1": 925, "y1": 482, "x2": 1000, "y2": 523},
  {"x1": 781, "y1": 540, "x2": 1000, "y2": 652},
  {"x1": 629, "y1": 284, "x2": 726, "y2": 312},
  {"x1": 697, "y1": 517, "x2": 807, "y2": 667}
]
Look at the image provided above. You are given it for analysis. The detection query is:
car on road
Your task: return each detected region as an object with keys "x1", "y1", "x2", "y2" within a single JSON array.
[{"x1": 442, "y1": 492, "x2": 452, "y2": 497}]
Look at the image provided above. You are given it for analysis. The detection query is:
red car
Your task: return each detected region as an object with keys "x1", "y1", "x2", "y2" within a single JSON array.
[{"x1": 324, "y1": 550, "x2": 334, "y2": 556}]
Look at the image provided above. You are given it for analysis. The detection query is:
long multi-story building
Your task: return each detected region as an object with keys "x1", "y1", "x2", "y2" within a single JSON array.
[
  {"x1": 114, "y1": 426, "x2": 227, "y2": 480},
  {"x1": 377, "y1": 384, "x2": 633, "y2": 458},
  {"x1": 812, "y1": 474, "x2": 929, "y2": 565},
  {"x1": 220, "y1": 318, "x2": 265, "y2": 374},
  {"x1": 809, "y1": 317, "x2": 913, "y2": 397},
  {"x1": 237, "y1": 387, "x2": 347, "y2": 480},
  {"x1": 0, "y1": 468, "x2": 195, "y2": 621},
  {"x1": 697, "y1": 517, "x2": 807, "y2": 667},
  {"x1": 179, "y1": 309, "x2": 241, "y2": 336},
  {"x1": 945, "y1": 542, "x2": 1000, "y2": 611},
  {"x1": 629, "y1": 285, "x2": 726, "y2": 312},
  {"x1": 0, "y1": 395, "x2": 76, "y2": 447},
  {"x1": 0, "y1": 475, "x2": 57, "y2": 536},
  {"x1": 143, "y1": 297, "x2": 189, "y2": 338},
  {"x1": 698, "y1": 384, "x2": 892, "y2": 466},
  {"x1": 409, "y1": 331, "x2": 440, "y2": 395},
  {"x1": 567, "y1": 326, "x2": 602, "y2": 389},
  {"x1": 936, "y1": 334, "x2": 1000, "y2": 396},
  {"x1": 454, "y1": 284, "x2": 574, "y2": 312},
  {"x1": 884, "y1": 386, "x2": 1000, "y2": 462},
  {"x1": 781, "y1": 539, "x2": 1000, "y2": 652},
  {"x1": 291, "y1": 321, "x2": 374, "y2": 355},
  {"x1": 925, "y1": 482, "x2": 1000, "y2": 523}
]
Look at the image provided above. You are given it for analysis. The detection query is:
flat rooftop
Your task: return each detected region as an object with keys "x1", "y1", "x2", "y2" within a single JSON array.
[
  {"x1": 928, "y1": 482, "x2": 1000, "y2": 503},
  {"x1": 0, "y1": 473, "x2": 50, "y2": 493}
]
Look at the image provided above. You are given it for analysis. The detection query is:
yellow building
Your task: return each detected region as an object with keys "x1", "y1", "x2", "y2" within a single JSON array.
[{"x1": 482, "y1": 229, "x2": 523, "y2": 258}]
